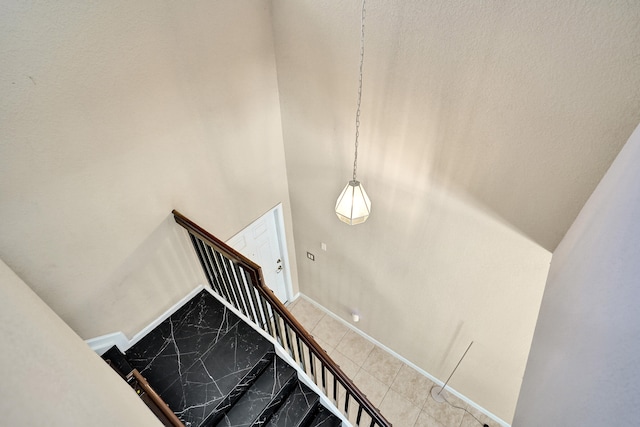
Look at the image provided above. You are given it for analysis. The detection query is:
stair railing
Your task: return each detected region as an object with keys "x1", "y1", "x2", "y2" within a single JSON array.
[
  {"x1": 173, "y1": 210, "x2": 391, "y2": 427},
  {"x1": 127, "y1": 369, "x2": 186, "y2": 427}
]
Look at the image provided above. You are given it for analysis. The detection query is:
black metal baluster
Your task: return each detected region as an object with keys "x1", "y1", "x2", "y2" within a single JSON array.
[
  {"x1": 321, "y1": 364, "x2": 327, "y2": 392},
  {"x1": 271, "y1": 309, "x2": 284, "y2": 347},
  {"x1": 232, "y1": 262, "x2": 255, "y2": 322},
  {"x1": 199, "y1": 240, "x2": 227, "y2": 298},
  {"x1": 206, "y1": 246, "x2": 234, "y2": 304},
  {"x1": 260, "y1": 294, "x2": 276, "y2": 338},
  {"x1": 283, "y1": 323, "x2": 296, "y2": 360},
  {"x1": 225, "y1": 258, "x2": 249, "y2": 316},
  {"x1": 344, "y1": 390, "x2": 350, "y2": 416},
  {"x1": 308, "y1": 346, "x2": 316, "y2": 382},
  {"x1": 356, "y1": 406, "x2": 363, "y2": 425},
  {"x1": 189, "y1": 234, "x2": 217, "y2": 291},
  {"x1": 245, "y1": 269, "x2": 273, "y2": 336},
  {"x1": 295, "y1": 336, "x2": 306, "y2": 371},
  {"x1": 242, "y1": 268, "x2": 267, "y2": 331},
  {"x1": 214, "y1": 251, "x2": 242, "y2": 312}
]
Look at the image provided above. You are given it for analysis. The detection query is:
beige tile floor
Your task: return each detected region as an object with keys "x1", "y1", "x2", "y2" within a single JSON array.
[{"x1": 288, "y1": 297, "x2": 500, "y2": 427}]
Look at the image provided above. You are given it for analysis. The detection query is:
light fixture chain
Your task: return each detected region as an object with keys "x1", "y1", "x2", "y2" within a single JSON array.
[{"x1": 353, "y1": 0, "x2": 366, "y2": 182}]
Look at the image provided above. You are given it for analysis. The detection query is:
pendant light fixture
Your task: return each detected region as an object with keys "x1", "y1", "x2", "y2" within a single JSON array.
[{"x1": 335, "y1": 0, "x2": 371, "y2": 225}]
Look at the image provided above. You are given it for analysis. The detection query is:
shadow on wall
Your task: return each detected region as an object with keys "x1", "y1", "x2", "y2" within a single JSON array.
[
  {"x1": 76, "y1": 213, "x2": 207, "y2": 339},
  {"x1": 354, "y1": 0, "x2": 639, "y2": 253}
]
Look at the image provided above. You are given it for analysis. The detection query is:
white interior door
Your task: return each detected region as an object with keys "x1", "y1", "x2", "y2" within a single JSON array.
[{"x1": 227, "y1": 207, "x2": 289, "y2": 303}]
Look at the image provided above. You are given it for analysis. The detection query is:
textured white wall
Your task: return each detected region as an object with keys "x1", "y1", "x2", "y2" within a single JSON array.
[
  {"x1": 270, "y1": 1, "x2": 562, "y2": 421},
  {"x1": 271, "y1": 0, "x2": 639, "y2": 422},
  {"x1": 0, "y1": 258, "x2": 162, "y2": 426},
  {"x1": 0, "y1": 1, "x2": 297, "y2": 338},
  {"x1": 514, "y1": 124, "x2": 640, "y2": 425},
  {"x1": 2, "y1": 1, "x2": 639, "y2": 423}
]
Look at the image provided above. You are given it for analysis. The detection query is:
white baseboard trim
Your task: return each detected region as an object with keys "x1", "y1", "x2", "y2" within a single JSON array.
[
  {"x1": 286, "y1": 292, "x2": 301, "y2": 308},
  {"x1": 85, "y1": 285, "x2": 206, "y2": 353},
  {"x1": 128, "y1": 285, "x2": 206, "y2": 348},
  {"x1": 85, "y1": 331, "x2": 130, "y2": 355},
  {"x1": 296, "y1": 293, "x2": 511, "y2": 427}
]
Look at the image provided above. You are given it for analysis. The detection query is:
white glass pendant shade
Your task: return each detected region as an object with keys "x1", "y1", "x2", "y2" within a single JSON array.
[{"x1": 335, "y1": 180, "x2": 371, "y2": 225}]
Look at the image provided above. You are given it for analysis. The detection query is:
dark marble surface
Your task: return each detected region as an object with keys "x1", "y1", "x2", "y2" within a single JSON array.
[
  {"x1": 119, "y1": 289, "x2": 344, "y2": 427},
  {"x1": 101, "y1": 345, "x2": 133, "y2": 379},
  {"x1": 216, "y1": 356, "x2": 298, "y2": 427},
  {"x1": 125, "y1": 290, "x2": 275, "y2": 427},
  {"x1": 127, "y1": 291, "x2": 241, "y2": 394},
  {"x1": 307, "y1": 405, "x2": 343, "y2": 427},
  {"x1": 265, "y1": 381, "x2": 320, "y2": 427}
]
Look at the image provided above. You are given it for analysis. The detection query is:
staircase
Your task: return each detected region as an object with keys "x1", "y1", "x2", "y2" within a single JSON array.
[{"x1": 103, "y1": 290, "x2": 342, "y2": 427}]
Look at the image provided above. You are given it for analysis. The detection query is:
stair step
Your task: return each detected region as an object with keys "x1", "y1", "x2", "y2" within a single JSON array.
[
  {"x1": 164, "y1": 321, "x2": 274, "y2": 426},
  {"x1": 307, "y1": 405, "x2": 343, "y2": 427},
  {"x1": 265, "y1": 381, "x2": 320, "y2": 427},
  {"x1": 126, "y1": 290, "x2": 241, "y2": 394},
  {"x1": 114, "y1": 289, "x2": 346, "y2": 427},
  {"x1": 215, "y1": 357, "x2": 298, "y2": 427},
  {"x1": 124, "y1": 290, "x2": 275, "y2": 427},
  {"x1": 101, "y1": 345, "x2": 133, "y2": 378}
]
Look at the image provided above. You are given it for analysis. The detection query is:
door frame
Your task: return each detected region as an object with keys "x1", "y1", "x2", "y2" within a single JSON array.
[{"x1": 227, "y1": 203, "x2": 294, "y2": 303}]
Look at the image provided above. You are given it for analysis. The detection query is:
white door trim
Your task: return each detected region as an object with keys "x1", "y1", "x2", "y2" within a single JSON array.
[
  {"x1": 271, "y1": 203, "x2": 294, "y2": 303},
  {"x1": 227, "y1": 203, "x2": 293, "y2": 303}
]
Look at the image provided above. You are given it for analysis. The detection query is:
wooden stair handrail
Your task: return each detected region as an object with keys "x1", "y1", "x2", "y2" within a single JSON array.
[
  {"x1": 173, "y1": 209, "x2": 390, "y2": 427},
  {"x1": 128, "y1": 369, "x2": 185, "y2": 427}
]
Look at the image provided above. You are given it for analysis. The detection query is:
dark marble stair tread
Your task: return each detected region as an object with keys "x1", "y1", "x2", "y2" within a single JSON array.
[
  {"x1": 265, "y1": 381, "x2": 320, "y2": 427},
  {"x1": 215, "y1": 356, "x2": 298, "y2": 427},
  {"x1": 101, "y1": 345, "x2": 133, "y2": 379},
  {"x1": 126, "y1": 290, "x2": 241, "y2": 393},
  {"x1": 115, "y1": 289, "x2": 346, "y2": 427},
  {"x1": 162, "y1": 321, "x2": 275, "y2": 427},
  {"x1": 307, "y1": 405, "x2": 342, "y2": 427},
  {"x1": 122, "y1": 290, "x2": 276, "y2": 427}
]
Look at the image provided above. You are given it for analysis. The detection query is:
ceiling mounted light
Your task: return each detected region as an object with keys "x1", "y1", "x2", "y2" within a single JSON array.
[{"x1": 335, "y1": 0, "x2": 371, "y2": 225}]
